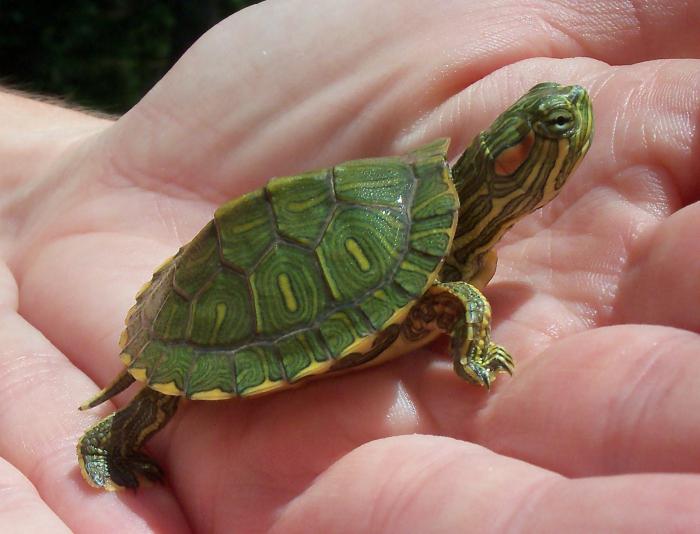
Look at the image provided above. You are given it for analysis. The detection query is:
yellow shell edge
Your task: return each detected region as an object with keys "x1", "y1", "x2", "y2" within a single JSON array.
[
  {"x1": 189, "y1": 388, "x2": 235, "y2": 400},
  {"x1": 148, "y1": 380, "x2": 182, "y2": 396},
  {"x1": 239, "y1": 378, "x2": 284, "y2": 397},
  {"x1": 128, "y1": 367, "x2": 147, "y2": 382}
]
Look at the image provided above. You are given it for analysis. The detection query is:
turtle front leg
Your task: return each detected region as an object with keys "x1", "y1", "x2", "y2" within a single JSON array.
[
  {"x1": 77, "y1": 387, "x2": 180, "y2": 491},
  {"x1": 418, "y1": 281, "x2": 514, "y2": 388}
]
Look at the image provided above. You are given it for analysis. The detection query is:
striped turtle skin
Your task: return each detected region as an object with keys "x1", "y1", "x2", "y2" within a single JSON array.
[{"x1": 77, "y1": 82, "x2": 593, "y2": 491}]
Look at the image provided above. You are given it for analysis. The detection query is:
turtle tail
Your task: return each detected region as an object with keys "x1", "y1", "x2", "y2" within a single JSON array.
[{"x1": 79, "y1": 369, "x2": 136, "y2": 411}]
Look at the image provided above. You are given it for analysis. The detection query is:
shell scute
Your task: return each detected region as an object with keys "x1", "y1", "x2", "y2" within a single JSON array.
[
  {"x1": 189, "y1": 269, "x2": 253, "y2": 345},
  {"x1": 267, "y1": 170, "x2": 334, "y2": 246},
  {"x1": 128, "y1": 341, "x2": 164, "y2": 381},
  {"x1": 215, "y1": 189, "x2": 275, "y2": 271},
  {"x1": 152, "y1": 291, "x2": 190, "y2": 341},
  {"x1": 333, "y1": 158, "x2": 414, "y2": 208},
  {"x1": 233, "y1": 345, "x2": 284, "y2": 395},
  {"x1": 173, "y1": 222, "x2": 220, "y2": 297},
  {"x1": 318, "y1": 308, "x2": 373, "y2": 356},
  {"x1": 358, "y1": 284, "x2": 412, "y2": 330},
  {"x1": 186, "y1": 351, "x2": 236, "y2": 398},
  {"x1": 146, "y1": 342, "x2": 193, "y2": 393},
  {"x1": 409, "y1": 213, "x2": 456, "y2": 257},
  {"x1": 316, "y1": 205, "x2": 407, "y2": 302},
  {"x1": 251, "y1": 243, "x2": 328, "y2": 335},
  {"x1": 276, "y1": 330, "x2": 329, "y2": 382}
]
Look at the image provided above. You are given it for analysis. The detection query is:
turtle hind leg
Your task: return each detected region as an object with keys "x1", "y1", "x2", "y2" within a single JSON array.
[
  {"x1": 425, "y1": 281, "x2": 514, "y2": 388},
  {"x1": 77, "y1": 387, "x2": 180, "y2": 491}
]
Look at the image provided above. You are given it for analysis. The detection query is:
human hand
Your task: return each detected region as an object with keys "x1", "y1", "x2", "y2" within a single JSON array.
[{"x1": 1, "y1": 1, "x2": 699, "y2": 532}]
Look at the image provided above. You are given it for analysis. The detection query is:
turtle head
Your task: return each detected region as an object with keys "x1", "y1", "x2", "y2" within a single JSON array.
[
  {"x1": 445, "y1": 83, "x2": 593, "y2": 282},
  {"x1": 477, "y1": 82, "x2": 593, "y2": 208}
]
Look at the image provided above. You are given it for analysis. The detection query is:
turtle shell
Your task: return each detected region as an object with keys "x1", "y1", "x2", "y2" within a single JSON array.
[{"x1": 119, "y1": 138, "x2": 459, "y2": 399}]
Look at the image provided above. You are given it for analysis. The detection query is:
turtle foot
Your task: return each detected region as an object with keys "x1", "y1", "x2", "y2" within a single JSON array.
[
  {"x1": 77, "y1": 386, "x2": 180, "y2": 491},
  {"x1": 79, "y1": 445, "x2": 164, "y2": 491},
  {"x1": 77, "y1": 414, "x2": 165, "y2": 491},
  {"x1": 455, "y1": 342, "x2": 514, "y2": 389}
]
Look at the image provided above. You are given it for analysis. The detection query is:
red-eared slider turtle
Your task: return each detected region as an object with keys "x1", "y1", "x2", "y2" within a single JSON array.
[{"x1": 77, "y1": 82, "x2": 593, "y2": 490}]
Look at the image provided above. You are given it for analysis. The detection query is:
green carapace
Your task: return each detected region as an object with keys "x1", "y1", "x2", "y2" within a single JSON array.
[{"x1": 77, "y1": 82, "x2": 593, "y2": 490}]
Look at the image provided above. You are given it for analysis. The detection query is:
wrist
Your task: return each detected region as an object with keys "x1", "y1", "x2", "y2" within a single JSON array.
[
  {"x1": 0, "y1": 89, "x2": 113, "y2": 187},
  {"x1": 0, "y1": 89, "x2": 114, "y2": 259}
]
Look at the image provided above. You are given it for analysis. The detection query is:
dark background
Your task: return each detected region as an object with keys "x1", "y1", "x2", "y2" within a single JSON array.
[{"x1": 0, "y1": 1, "x2": 261, "y2": 113}]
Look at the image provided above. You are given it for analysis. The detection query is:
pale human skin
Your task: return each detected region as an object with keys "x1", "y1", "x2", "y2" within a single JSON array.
[{"x1": 1, "y1": 0, "x2": 699, "y2": 532}]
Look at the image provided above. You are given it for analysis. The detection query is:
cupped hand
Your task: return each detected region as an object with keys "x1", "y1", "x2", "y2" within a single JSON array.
[{"x1": 1, "y1": 1, "x2": 699, "y2": 532}]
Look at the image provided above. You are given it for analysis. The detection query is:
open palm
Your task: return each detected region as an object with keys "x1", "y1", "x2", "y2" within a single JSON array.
[{"x1": 2, "y1": 1, "x2": 699, "y2": 532}]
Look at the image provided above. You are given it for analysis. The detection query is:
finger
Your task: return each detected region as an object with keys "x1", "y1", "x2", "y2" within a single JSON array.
[
  {"x1": 0, "y1": 457, "x2": 71, "y2": 533},
  {"x1": 616, "y1": 202, "x2": 700, "y2": 332},
  {"x1": 157, "y1": 364, "x2": 433, "y2": 533},
  {"x1": 537, "y1": 0, "x2": 700, "y2": 63},
  {"x1": 447, "y1": 325, "x2": 700, "y2": 476},
  {"x1": 104, "y1": 0, "x2": 700, "y2": 198},
  {"x1": 271, "y1": 435, "x2": 700, "y2": 533},
  {"x1": 18, "y1": 233, "x2": 177, "y2": 386},
  {"x1": 0, "y1": 310, "x2": 190, "y2": 533}
]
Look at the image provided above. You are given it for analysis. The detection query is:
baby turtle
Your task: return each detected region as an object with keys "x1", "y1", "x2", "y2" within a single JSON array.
[{"x1": 77, "y1": 82, "x2": 593, "y2": 490}]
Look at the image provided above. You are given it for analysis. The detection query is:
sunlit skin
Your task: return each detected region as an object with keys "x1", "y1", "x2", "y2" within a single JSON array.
[{"x1": 1, "y1": 1, "x2": 700, "y2": 532}]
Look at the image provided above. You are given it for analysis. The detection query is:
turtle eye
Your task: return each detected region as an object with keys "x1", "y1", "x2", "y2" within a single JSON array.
[{"x1": 543, "y1": 109, "x2": 575, "y2": 135}]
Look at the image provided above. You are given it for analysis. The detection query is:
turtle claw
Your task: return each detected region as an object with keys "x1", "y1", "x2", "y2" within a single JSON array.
[
  {"x1": 106, "y1": 453, "x2": 164, "y2": 490},
  {"x1": 486, "y1": 343, "x2": 515, "y2": 376},
  {"x1": 455, "y1": 342, "x2": 515, "y2": 389}
]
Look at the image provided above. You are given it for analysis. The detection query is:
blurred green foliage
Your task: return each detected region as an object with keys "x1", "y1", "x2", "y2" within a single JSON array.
[{"x1": 0, "y1": 0, "x2": 260, "y2": 113}]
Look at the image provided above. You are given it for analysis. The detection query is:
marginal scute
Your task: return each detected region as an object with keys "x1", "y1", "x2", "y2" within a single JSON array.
[
  {"x1": 251, "y1": 243, "x2": 328, "y2": 335},
  {"x1": 150, "y1": 381, "x2": 182, "y2": 396},
  {"x1": 129, "y1": 367, "x2": 147, "y2": 382},
  {"x1": 405, "y1": 137, "x2": 450, "y2": 162},
  {"x1": 128, "y1": 341, "x2": 164, "y2": 381},
  {"x1": 409, "y1": 213, "x2": 456, "y2": 257},
  {"x1": 120, "y1": 329, "x2": 148, "y2": 365},
  {"x1": 394, "y1": 249, "x2": 441, "y2": 295},
  {"x1": 147, "y1": 343, "x2": 193, "y2": 394},
  {"x1": 411, "y1": 166, "x2": 457, "y2": 220},
  {"x1": 118, "y1": 329, "x2": 128, "y2": 349},
  {"x1": 173, "y1": 222, "x2": 220, "y2": 297},
  {"x1": 276, "y1": 330, "x2": 330, "y2": 381},
  {"x1": 152, "y1": 291, "x2": 190, "y2": 341},
  {"x1": 133, "y1": 279, "x2": 152, "y2": 300},
  {"x1": 267, "y1": 170, "x2": 334, "y2": 246},
  {"x1": 190, "y1": 269, "x2": 254, "y2": 345},
  {"x1": 140, "y1": 277, "x2": 170, "y2": 323},
  {"x1": 215, "y1": 189, "x2": 276, "y2": 271},
  {"x1": 190, "y1": 388, "x2": 232, "y2": 401},
  {"x1": 277, "y1": 337, "x2": 311, "y2": 381},
  {"x1": 319, "y1": 308, "x2": 372, "y2": 356},
  {"x1": 359, "y1": 284, "x2": 412, "y2": 330},
  {"x1": 186, "y1": 351, "x2": 236, "y2": 398},
  {"x1": 233, "y1": 345, "x2": 284, "y2": 395}
]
